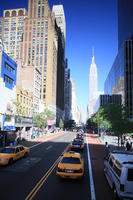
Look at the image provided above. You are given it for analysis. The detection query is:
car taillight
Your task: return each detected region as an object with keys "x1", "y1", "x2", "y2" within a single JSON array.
[
  {"x1": 57, "y1": 167, "x2": 62, "y2": 172},
  {"x1": 79, "y1": 168, "x2": 82, "y2": 173},
  {"x1": 120, "y1": 184, "x2": 125, "y2": 192}
]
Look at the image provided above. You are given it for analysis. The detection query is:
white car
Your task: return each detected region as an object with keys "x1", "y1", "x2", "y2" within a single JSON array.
[{"x1": 104, "y1": 150, "x2": 133, "y2": 200}]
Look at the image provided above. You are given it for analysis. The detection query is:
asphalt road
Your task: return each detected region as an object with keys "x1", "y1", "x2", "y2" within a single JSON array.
[{"x1": 0, "y1": 132, "x2": 91, "y2": 200}]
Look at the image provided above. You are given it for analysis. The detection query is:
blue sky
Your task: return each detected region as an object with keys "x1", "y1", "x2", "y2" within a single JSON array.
[{"x1": 0, "y1": 0, "x2": 118, "y2": 121}]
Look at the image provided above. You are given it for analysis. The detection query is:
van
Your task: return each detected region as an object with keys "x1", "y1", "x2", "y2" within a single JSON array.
[{"x1": 104, "y1": 150, "x2": 133, "y2": 200}]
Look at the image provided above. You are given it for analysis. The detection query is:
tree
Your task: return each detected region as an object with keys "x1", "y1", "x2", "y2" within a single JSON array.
[
  {"x1": 90, "y1": 107, "x2": 111, "y2": 134},
  {"x1": 64, "y1": 120, "x2": 76, "y2": 129},
  {"x1": 33, "y1": 108, "x2": 55, "y2": 129},
  {"x1": 100, "y1": 104, "x2": 133, "y2": 147},
  {"x1": 33, "y1": 112, "x2": 46, "y2": 129},
  {"x1": 59, "y1": 118, "x2": 64, "y2": 129}
]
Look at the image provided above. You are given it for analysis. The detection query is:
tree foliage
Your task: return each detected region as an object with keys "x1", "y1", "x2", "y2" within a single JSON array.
[
  {"x1": 64, "y1": 120, "x2": 76, "y2": 129},
  {"x1": 33, "y1": 108, "x2": 55, "y2": 129}
]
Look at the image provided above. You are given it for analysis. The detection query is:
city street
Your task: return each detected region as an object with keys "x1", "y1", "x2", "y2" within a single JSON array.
[{"x1": 0, "y1": 132, "x2": 92, "y2": 200}]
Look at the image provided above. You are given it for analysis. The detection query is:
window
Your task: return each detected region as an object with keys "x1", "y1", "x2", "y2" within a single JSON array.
[
  {"x1": 4, "y1": 75, "x2": 14, "y2": 85},
  {"x1": 127, "y1": 169, "x2": 133, "y2": 181},
  {"x1": 113, "y1": 160, "x2": 122, "y2": 177},
  {"x1": 61, "y1": 157, "x2": 81, "y2": 164},
  {"x1": 19, "y1": 146, "x2": 24, "y2": 151},
  {"x1": 5, "y1": 62, "x2": 15, "y2": 74},
  {"x1": 15, "y1": 148, "x2": 20, "y2": 153}
]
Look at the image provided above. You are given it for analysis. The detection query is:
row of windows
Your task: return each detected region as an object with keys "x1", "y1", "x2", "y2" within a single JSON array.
[
  {"x1": 4, "y1": 74, "x2": 14, "y2": 85},
  {"x1": 5, "y1": 62, "x2": 15, "y2": 74},
  {"x1": 17, "y1": 94, "x2": 33, "y2": 106}
]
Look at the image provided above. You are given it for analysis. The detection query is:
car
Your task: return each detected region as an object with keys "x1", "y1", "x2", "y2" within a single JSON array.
[
  {"x1": 104, "y1": 150, "x2": 133, "y2": 200},
  {"x1": 56, "y1": 151, "x2": 84, "y2": 179},
  {"x1": 0, "y1": 145, "x2": 29, "y2": 165},
  {"x1": 76, "y1": 133, "x2": 84, "y2": 141},
  {"x1": 70, "y1": 139, "x2": 84, "y2": 151}
]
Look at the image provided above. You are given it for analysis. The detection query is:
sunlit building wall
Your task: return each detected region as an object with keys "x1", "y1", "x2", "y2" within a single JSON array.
[
  {"x1": 0, "y1": 9, "x2": 27, "y2": 60},
  {"x1": 0, "y1": 50, "x2": 17, "y2": 131},
  {"x1": 19, "y1": 0, "x2": 58, "y2": 115}
]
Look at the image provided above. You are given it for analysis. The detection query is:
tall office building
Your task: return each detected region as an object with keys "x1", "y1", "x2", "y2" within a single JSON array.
[
  {"x1": 71, "y1": 80, "x2": 80, "y2": 124},
  {"x1": 64, "y1": 59, "x2": 71, "y2": 120},
  {"x1": 0, "y1": 9, "x2": 27, "y2": 60},
  {"x1": 20, "y1": 0, "x2": 58, "y2": 114},
  {"x1": 118, "y1": 0, "x2": 133, "y2": 49},
  {"x1": 52, "y1": 4, "x2": 66, "y2": 122},
  {"x1": 52, "y1": 5, "x2": 66, "y2": 48},
  {"x1": 104, "y1": 1, "x2": 133, "y2": 118},
  {"x1": 87, "y1": 51, "x2": 98, "y2": 118}
]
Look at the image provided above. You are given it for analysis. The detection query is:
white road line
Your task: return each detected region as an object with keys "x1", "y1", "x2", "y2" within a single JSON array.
[
  {"x1": 86, "y1": 135, "x2": 96, "y2": 200},
  {"x1": 46, "y1": 145, "x2": 52, "y2": 150},
  {"x1": 30, "y1": 142, "x2": 44, "y2": 149}
]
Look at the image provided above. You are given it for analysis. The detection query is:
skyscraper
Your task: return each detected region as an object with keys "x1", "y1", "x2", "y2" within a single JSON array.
[
  {"x1": 87, "y1": 51, "x2": 98, "y2": 118},
  {"x1": 89, "y1": 51, "x2": 98, "y2": 101},
  {"x1": 0, "y1": 9, "x2": 27, "y2": 60},
  {"x1": 52, "y1": 5, "x2": 66, "y2": 48},
  {"x1": 118, "y1": 0, "x2": 133, "y2": 49},
  {"x1": 19, "y1": 0, "x2": 58, "y2": 114}
]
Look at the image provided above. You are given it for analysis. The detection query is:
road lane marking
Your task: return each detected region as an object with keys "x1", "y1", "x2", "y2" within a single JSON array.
[
  {"x1": 46, "y1": 145, "x2": 52, "y2": 150},
  {"x1": 86, "y1": 135, "x2": 96, "y2": 200},
  {"x1": 30, "y1": 142, "x2": 43, "y2": 149},
  {"x1": 25, "y1": 144, "x2": 70, "y2": 200}
]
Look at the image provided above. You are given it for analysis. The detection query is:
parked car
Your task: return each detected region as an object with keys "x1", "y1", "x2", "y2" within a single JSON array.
[
  {"x1": 0, "y1": 145, "x2": 29, "y2": 165},
  {"x1": 56, "y1": 151, "x2": 84, "y2": 179},
  {"x1": 104, "y1": 150, "x2": 133, "y2": 200}
]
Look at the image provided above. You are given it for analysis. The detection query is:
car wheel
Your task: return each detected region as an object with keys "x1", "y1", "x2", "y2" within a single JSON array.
[
  {"x1": 9, "y1": 158, "x2": 13, "y2": 165},
  {"x1": 113, "y1": 186, "x2": 119, "y2": 200},
  {"x1": 24, "y1": 152, "x2": 28, "y2": 158}
]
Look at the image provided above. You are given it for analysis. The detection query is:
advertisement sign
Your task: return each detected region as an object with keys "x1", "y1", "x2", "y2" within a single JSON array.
[{"x1": 47, "y1": 120, "x2": 54, "y2": 126}]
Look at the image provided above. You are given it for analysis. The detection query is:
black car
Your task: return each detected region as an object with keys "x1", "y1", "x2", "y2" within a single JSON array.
[{"x1": 70, "y1": 139, "x2": 84, "y2": 151}]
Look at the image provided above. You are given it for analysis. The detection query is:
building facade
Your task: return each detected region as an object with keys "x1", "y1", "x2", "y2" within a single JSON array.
[
  {"x1": 64, "y1": 59, "x2": 71, "y2": 120},
  {"x1": 17, "y1": 62, "x2": 41, "y2": 115},
  {"x1": 95, "y1": 94, "x2": 122, "y2": 112},
  {"x1": 118, "y1": 0, "x2": 133, "y2": 49},
  {"x1": 52, "y1": 5, "x2": 66, "y2": 48},
  {"x1": 104, "y1": 37, "x2": 133, "y2": 118},
  {"x1": 0, "y1": 50, "x2": 17, "y2": 131},
  {"x1": 0, "y1": 9, "x2": 27, "y2": 60},
  {"x1": 71, "y1": 80, "x2": 81, "y2": 124},
  {"x1": 19, "y1": 0, "x2": 58, "y2": 116}
]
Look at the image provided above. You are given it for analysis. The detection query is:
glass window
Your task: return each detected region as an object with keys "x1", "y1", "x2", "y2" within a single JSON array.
[
  {"x1": 127, "y1": 169, "x2": 133, "y2": 181},
  {"x1": 61, "y1": 157, "x2": 81, "y2": 164}
]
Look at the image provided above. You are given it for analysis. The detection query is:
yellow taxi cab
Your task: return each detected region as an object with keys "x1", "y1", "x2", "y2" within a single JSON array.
[
  {"x1": 0, "y1": 145, "x2": 29, "y2": 165},
  {"x1": 56, "y1": 151, "x2": 84, "y2": 179}
]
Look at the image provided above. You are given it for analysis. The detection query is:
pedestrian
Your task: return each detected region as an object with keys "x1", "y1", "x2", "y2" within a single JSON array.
[
  {"x1": 105, "y1": 141, "x2": 110, "y2": 158},
  {"x1": 121, "y1": 136, "x2": 125, "y2": 147},
  {"x1": 126, "y1": 138, "x2": 132, "y2": 151}
]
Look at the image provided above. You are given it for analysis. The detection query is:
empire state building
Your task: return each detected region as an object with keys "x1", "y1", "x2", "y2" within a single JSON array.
[{"x1": 87, "y1": 51, "x2": 98, "y2": 118}]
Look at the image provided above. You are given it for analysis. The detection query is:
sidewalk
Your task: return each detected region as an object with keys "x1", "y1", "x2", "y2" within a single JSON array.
[
  {"x1": 19, "y1": 131, "x2": 65, "y2": 147},
  {"x1": 98, "y1": 134, "x2": 133, "y2": 152}
]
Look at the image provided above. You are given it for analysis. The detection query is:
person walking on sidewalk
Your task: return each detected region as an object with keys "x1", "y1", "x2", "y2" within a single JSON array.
[
  {"x1": 105, "y1": 141, "x2": 110, "y2": 158},
  {"x1": 126, "y1": 138, "x2": 132, "y2": 151}
]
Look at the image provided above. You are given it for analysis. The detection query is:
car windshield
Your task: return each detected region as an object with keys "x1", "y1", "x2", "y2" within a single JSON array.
[
  {"x1": 61, "y1": 157, "x2": 81, "y2": 164},
  {"x1": 127, "y1": 169, "x2": 133, "y2": 181},
  {"x1": 1, "y1": 148, "x2": 15, "y2": 154}
]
